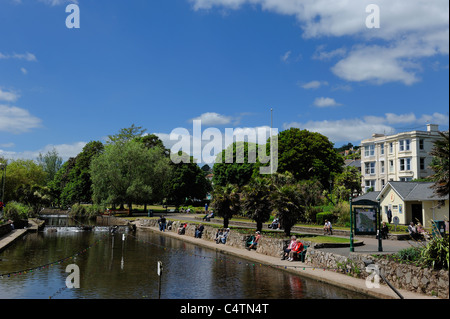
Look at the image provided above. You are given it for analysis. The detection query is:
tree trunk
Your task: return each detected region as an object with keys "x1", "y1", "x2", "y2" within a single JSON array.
[
  {"x1": 223, "y1": 217, "x2": 229, "y2": 228},
  {"x1": 256, "y1": 221, "x2": 263, "y2": 232}
]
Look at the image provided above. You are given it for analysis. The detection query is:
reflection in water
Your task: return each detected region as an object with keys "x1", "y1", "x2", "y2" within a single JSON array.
[{"x1": 0, "y1": 219, "x2": 372, "y2": 299}]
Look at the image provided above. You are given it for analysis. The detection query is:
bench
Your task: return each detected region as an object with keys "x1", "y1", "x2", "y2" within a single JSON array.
[{"x1": 292, "y1": 246, "x2": 308, "y2": 262}]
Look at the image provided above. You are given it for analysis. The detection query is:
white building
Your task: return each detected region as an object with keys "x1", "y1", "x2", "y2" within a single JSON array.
[{"x1": 360, "y1": 124, "x2": 444, "y2": 193}]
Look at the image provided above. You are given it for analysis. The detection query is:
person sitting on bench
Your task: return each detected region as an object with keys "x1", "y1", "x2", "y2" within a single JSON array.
[
  {"x1": 287, "y1": 239, "x2": 304, "y2": 261},
  {"x1": 246, "y1": 231, "x2": 261, "y2": 250}
]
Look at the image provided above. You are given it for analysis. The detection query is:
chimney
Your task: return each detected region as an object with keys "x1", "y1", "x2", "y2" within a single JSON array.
[{"x1": 427, "y1": 124, "x2": 439, "y2": 132}]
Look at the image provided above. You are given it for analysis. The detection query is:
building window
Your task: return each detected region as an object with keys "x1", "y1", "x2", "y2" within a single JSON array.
[
  {"x1": 389, "y1": 160, "x2": 394, "y2": 173},
  {"x1": 365, "y1": 180, "x2": 376, "y2": 192},
  {"x1": 380, "y1": 161, "x2": 385, "y2": 174},
  {"x1": 365, "y1": 162, "x2": 375, "y2": 175},
  {"x1": 389, "y1": 142, "x2": 394, "y2": 154},
  {"x1": 399, "y1": 158, "x2": 411, "y2": 171},
  {"x1": 419, "y1": 139, "x2": 424, "y2": 150},
  {"x1": 380, "y1": 143, "x2": 385, "y2": 155},
  {"x1": 399, "y1": 139, "x2": 410, "y2": 151},
  {"x1": 400, "y1": 177, "x2": 413, "y2": 182},
  {"x1": 381, "y1": 179, "x2": 385, "y2": 187},
  {"x1": 365, "y1": 144, "x2": 375, "y2": 157},
  {"x1": 420, "y1": 158, "x2": 425, "y2": 170}
]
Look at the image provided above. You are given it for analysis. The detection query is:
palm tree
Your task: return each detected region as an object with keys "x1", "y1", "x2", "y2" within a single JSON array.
[
  {"x1": 241, "y1": 177, "x2": 273, "y2": 232},
  {"x1": 429, "y1": 131, "x2": 449, "y2": 198},
  {"x1": 211, "y1": 184, "x2": 240, "y2": 228},
  {"x1": 271, "y1": 183, "x2": 304, "y2": 237}
]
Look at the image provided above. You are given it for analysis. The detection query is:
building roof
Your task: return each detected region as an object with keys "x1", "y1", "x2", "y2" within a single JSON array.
[
  {"x1": 377, "y1": 181, "x2": 448, "y2": 201},
  {"x1": 344, "y1": 159, "x2": 361, "y2": 168},
  {"x1": 352, "y1": 191, "x2": 381, "y2": 203}
]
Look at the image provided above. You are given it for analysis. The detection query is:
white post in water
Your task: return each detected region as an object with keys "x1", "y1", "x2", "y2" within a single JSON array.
[{"x1": 157, "y1": 261, "x2": 163, "y2": 299}]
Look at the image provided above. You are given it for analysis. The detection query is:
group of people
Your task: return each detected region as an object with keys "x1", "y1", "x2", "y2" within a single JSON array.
[
  {"x1": 281, "y1": 236, "x2": 304, "y2": 261},
  {"x1": 214, "y1": 228, "x2": 230, "y2": 244},
  {"x1": 408, "y1": 221, "x2": 429, "y2": 240}
]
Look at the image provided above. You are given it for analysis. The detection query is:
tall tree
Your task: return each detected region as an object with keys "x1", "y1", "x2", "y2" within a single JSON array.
[
  {"x1": 429, "y1": 131, "x2": 449, "y2": 198},
  {"x1": 167, "y1": 152, "x2": 211, "y2": 207},
  {"x1": 90, "y1": 140, "x2": 171, "y2": 215},
  {"x1": 106, "y1": 124, "x2": 147, "y2": 145},
  {"x1": 241, "y1": 177, "x2": 273, "y2": 232},
  {"x1": 211, "y1": 183, "x2": 240, "y2": 228},
  {"x1": 213, "y1": 141, "x2": 259, "y2": 187},
  {"x1": 273, "y1": 128, "x2": 344, "y2": 189},
  {"x1": 37, "y1": 148, "x2": 63, "y2": 184},
  {"x1": 3, "y1": 159, "x2": 46, "y2": 203}
]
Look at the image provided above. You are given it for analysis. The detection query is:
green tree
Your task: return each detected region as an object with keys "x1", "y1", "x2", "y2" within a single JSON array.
[
  {"x1": 37, "y1": 148, "x2": 63, "y2": 185},
  {"x1": 90, "y1": 140, "x2": 171, "y2": 215},
  {"x1": 212, "y1": 141, "x2": 259, "y2": 187},
  {"x1": 3, "y1": 159, "x2": 46, "y2": 203},
  {"x1": 211, "y1": 183, "x2": 240, "y2": 228},
  {"x1": 333, "y1": 166, "x2": 362, "y2": 201},
  {"x1": 241, "y1": 177, "x2": 273, "y2": 231},
  {"x1": 273, "y1": 128, "x2": 344, "y2": 188},
  {"x1": 429, "y1": 131, "x2": 449, "y2": 198},
  {"x1": 106, "y1": 124, "x2": 147, "y2": 145},
  {"x1": 49, "y1": 141, "x2": 104, "y2": 207},
  {"x1": 271, "y1": 183, "x2": 303, "y2": 237},
  {"x1": 167, "y1": 152, "x2": 211, "y2": 207}
]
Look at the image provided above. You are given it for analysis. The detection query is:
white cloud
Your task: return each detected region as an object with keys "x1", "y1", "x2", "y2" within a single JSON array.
[
  {"x1": 38, "y1": 0, "x2": 78, "y2": 6},
  {"x1": 0, "y1": 142, "x2": 86, "y2": 161},
  {"x1": 0, "y1": 104, "x2": 42, "y2": 134},
  {"x1": 190, "y1": 0, "x2": 449, "y2": 85},
  {"x1": 0, "y1": 52, "x2": 37, "y2": 62},
  {"x1": 20, "y1": 67, "x2": 27, "y2": 75},
  {"x1": 0, "y1": 88, "x2": 20, "y2": 103},
  {"x1": 299, "y1": 80, "x2": 328, "y2": 89},
  {"x1": 189, "y1": 112, "x2": 233, "y2": 126},
  {"x1": 312, "y1": 45, "x2": 347, "y2": 61},
  {"x1": 281, "y1": 50, "x2": 291, "y2": 63},
  {"x1": 283, "y1": 112, "x2": 449, "y2": 143},
  {"x1": 313, "y1": 97, "x2": 341, "y2": 108}
]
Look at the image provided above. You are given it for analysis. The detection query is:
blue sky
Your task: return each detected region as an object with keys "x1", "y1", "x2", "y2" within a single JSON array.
[{"x1": 1, "y1": 0, "x2": 449, "y2": 161}]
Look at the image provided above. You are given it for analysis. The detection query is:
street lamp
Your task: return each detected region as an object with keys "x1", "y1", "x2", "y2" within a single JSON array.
[{"x1": 0, "y1": 161, "x2": 6, "y2": 212}]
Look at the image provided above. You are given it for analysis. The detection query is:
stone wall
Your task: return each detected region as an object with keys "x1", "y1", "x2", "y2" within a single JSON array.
[
  {"x1": 305, "y1": 249, "x2": 449, "y2": 298},
  {"x1": 0, "y1": 223, "x2": 12, "y2": 238},
  {"x1": 134, "y1": 218, "x2": 449, "y2": 299}
]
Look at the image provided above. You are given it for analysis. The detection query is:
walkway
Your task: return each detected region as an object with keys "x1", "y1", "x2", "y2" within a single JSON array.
[{"x1": 134, "y1": 221, "x2": 435, "y2": 300}]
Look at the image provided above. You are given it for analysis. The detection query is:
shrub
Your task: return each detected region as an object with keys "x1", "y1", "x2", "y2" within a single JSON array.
[
  {"x1": 332, "y1": 202, "x2": 350, "y2": 226},
  {"x1": 316, "y1": 212, "x2": 334, "y2": 225},
  {"x1": 3, "y1": 201, "x2": 32, "y2": 222},
  {"x1": 420, "y1": 235, "x2": 449, "y2": 270},
  {"x1": 395, "y1": 247, "x2": 422, "y2": 262}
]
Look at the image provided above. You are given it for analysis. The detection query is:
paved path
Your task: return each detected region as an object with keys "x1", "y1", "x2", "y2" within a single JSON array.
[{"x1": 134, "y1": 222, "x2": 435, "y2": 299}]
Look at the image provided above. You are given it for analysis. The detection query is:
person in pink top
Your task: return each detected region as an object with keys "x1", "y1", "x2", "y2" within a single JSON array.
[{"x1": 281, "y1": 236, "x2": 297, "y2": 260}]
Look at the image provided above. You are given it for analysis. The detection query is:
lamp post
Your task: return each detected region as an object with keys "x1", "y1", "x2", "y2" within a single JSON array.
[
  {"x1": 0, "y1": 161, "x2": 6, "y2": 214},
  {"x1": 349, "y1": 196, "x2": 354, "y2": 252},
  {"x1": 377, "y1": 199, "x2": 383, "y2": 252}
]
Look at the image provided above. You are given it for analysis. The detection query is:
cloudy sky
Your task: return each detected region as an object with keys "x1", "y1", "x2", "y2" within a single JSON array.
[{"x1": 1, "y1": 0, "x2": 448, "y2": 162}]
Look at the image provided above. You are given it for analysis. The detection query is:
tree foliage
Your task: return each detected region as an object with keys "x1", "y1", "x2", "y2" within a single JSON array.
[
  {"x1": 167, "y1": 152, "x2": 211, "y2": 207},
  {"x1": 274, "y1": 128, "x2": 344, "y2": 188},
  {"x1": 212, "y1": 141, "x2": 260, "y2": 187},
  {"x1": 429, "y1": 131, "x2": 449, "y2": 198},
  {"x1": 90, "y1": 140, "x2": 171, "y2": 214},
  {"x1": 211, "y1": 183, "x2": 240, "y2": 228}
]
